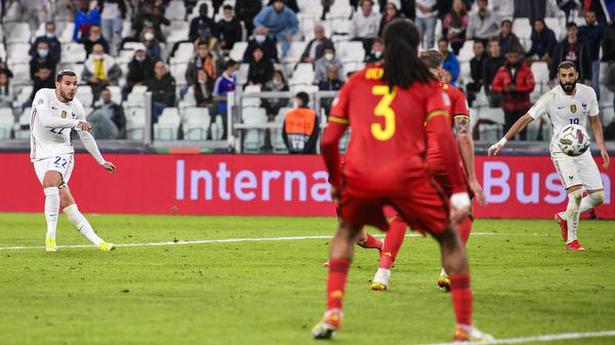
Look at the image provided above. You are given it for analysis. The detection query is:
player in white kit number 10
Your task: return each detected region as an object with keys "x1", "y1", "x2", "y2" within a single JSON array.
[
  {"x1": 30, "y1": 70, "x2": 116, "y2": 252},
  {"x1": 488, "y1": 61, "x2": 610, "y2": 251}
]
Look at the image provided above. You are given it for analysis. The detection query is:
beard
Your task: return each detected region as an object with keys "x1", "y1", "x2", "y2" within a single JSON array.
[
  {"x1": 60, "y1": 90, "x2": 75, "y2": 102},
  {"x1": 560, "y1": 80, "x2": 576, "y2": 94}
]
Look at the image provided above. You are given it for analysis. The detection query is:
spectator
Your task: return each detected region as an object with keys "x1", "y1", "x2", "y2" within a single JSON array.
[
  {"x1": 551, "y1": 22, "x2": 591, "y2": 86},
  {"x1": 0, "y1": 71, "x2": 13, "y2": 108},
  {"x1": 0, "y1": 58, "x2": 12, "y2": 79},
  {"x1": 186, "y1": 41, "x2": 218, "y2": 87},
  {"x1": 467, "y1": 0, "x2": 500, "y2": 45},
  {"x1": 579, "y1": 10, "x2": 605, "y2": 98},
  {"x1": 73, "y1": 0, "x2": 101, "y2": 41},
  {"x1": 526, "y1": 19, "x2": 557, "y2": 63},
  {"x1": 189, "y1": 3, "x2": 218, "y2": 43},
  {"x1": 318, "y1": 65, "x2": 344, "y2": 114},
  {"x1": 282, "y1": 92, "x2": 319, "y2": 154},
  {"x1": 253, "y1": 0, "x2": 299, "y2": 57},
  {"x1": 557, "y1": 0, "x2": 577, "y2": 24},
  {"x1": 267, "y1": 0, "x2": 299, "y2": 12},
  {"x1": 125, "y1": 43, "x2": 155, "y2": 95},
  {"x1": 20, "y1": 0, "x2": 51, "y2": 31},
  {"x1": 379, "y1": 2, "x2": 403, "y2": 37},
  {"x1": 79, "y1": 24, "x2": 110, "y2": 56},
  {"x1": 30, "y1": 41, "x2": 58, "y2": 101},
  {"x1": 147, "y1": 61, "x2": 177, "y2": 121},
  {"x1": 82, "y1": 43, "x2": 122, "y2": 102},
  {"x1": 491, "y1": 43, "x2": 535, "y2": 141},
  {"x1": 132, "y1": 2, "x2": 170, "y2": 43},
  {"x1": 437, "y1": 38, "x2": 460, "y2": 85},
  {"x1": 212, "y1": 60, "x2": 238, "y2": 139},
  {"x1": 301, "y1": 24, "x2": 335, "y2": 64},
  {"x1": 263, "y1": 70, "x2": 289, "y2": 118},
  {"x1": 482, "y1": 38, "x2": 506, "y2": 106},
  {"x1": 601, "y1": 20, "x2": 615, "y2": 64},
  {"x1": 443, "y1": 0, "x2": 469, "y2": 55},
  {"x1": 100, "y1": 0, "x2": 127, "y2": 56},
  {"x1": 498, "y1": 20, "x2": 521, "y2": 55},
  {"x1": 416, "y1": 0, "x2": 438, "y2": 49},
  {"x1": 89, "y1": 87, "x2": 126, "y2": 139},
  {"x1": 314, "y1": 47, "x2": 344, "y2": 84},
  {"x1": 236, "y1": 0, "x2": 262, "y2": 36},
  {"x1": 244, "y1": 27, "x2": 279, "y2": 63},
  {"x1": 247, "y1": 46, "x2": 274, "y2": 86},
  {"x1": 466, "y1": 40, "x2": 487, "y2": 106},
  {"x1": 350, "y1": 0, "x2": 382, "y2": 54},
  {"x1": 217, "y1": 5, "x2": 243, "y2": 51},
  {"x1": 193, "y1": 69, "x2": 214, "y2": 108},
  {"x1": 29, "y1": 21, "x2": 61, "y2": 63},
  {"x1": 365, "y1": 38, "x2": 384, "y2": 63},
  {"x1": 141, "y1": 27, "x2": 162, "y2": 61}
]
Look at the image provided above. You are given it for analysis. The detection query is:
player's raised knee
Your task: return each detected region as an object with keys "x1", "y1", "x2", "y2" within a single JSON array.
[{"x1": 590, "y1": 191, "x2": 605, "y2": 207}]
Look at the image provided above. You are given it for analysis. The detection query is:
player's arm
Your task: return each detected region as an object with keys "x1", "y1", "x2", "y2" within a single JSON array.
[
  {"x1": 75, "y1": 107, "x2": 116, "y2": 172},
  {"x1": 321, "y1": 121, "x2": 347, "y2": 189},
  {"x1": 454, "y1": 115, "x2": 486, "y2": 206},
  {"x1": 589, "y1": 114, "x2": 610, "y2": 170}
]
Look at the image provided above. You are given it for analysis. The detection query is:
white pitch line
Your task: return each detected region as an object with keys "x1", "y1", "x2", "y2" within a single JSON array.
[
  {"x1": 409, "y1": 330, "x2": 615, "y2": 345},
  {"x1": 0, "y1": 232, "x2": 496, "y2": 251}
]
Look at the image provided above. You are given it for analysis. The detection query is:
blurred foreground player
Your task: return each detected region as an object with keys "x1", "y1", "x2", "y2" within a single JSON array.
[
  {"x1": 371, "y1": 50, "x2": 487, "y2": 292},
  {"x1": 311, "y1": 19, "x2": 493, "y2": 342},
  {"x1": 30, "y1": 70, "x2": 116, "y2": 252}
]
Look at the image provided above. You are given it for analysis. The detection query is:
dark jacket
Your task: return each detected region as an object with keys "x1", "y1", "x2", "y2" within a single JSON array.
[
  {"x1": 193, "y1": 80, "x2": 214, "y2": 106},
  {"x1": 527, "y1": 27, "x2": 557, "y2": 58},
  {"x1": 147, "y1": 73, "x2": 176, "y2": 106},
  {"x1": 318, "y1": 78, "x2": 344, "y2": 91},
  {"x1": 482, "y1": 55, "x2": 505, "y2": 93},
  {"x1": 491, "y1": 63, "x2": 535, "y2": 112},
  {"x1": 499, "y1": 33, "x2": 522, "y2": 55},
  {"x1": 470, "y1": 53, "x2": 487, "y2": 85},
  {"x1": 282, "y1": 107, "x2": 320, "y2": 154},
  {"x1": 248, "y1": 59, "x2": 274, "y2": 85},
  {"x1": 30, "y1": 56, "x2": 57, "y2": 100},
  {"x1": 601, "y1": 24, "x2": 615, "y2": 62},
  {"x1": 126, "y1": 56, "x2": 155, "y2": 88},
  {"x1": 300, "y1": 38, "x2": 335, "y2": 62},
  {"x1": 579, "y1": 23, "x2": 605, "y2": 61},
  {"x1": 550, "y1": 39, "x2": 592, "y2": 81},
  {"x1": 133, "y1": 13, "x2": 170, "y2": 42},
  {"x1": 79, "y1": 36, "x2": 110, "y2": 56},
  {"x1": 189, "y1": 15, "x2": 218, "y2": 43},
  {"x1": 29, "y1": 35, "x2": 62, "y2": 62},
  {"x1": 217, "y1": 17, "x2": 243, "y2": 50},
  {"x1": 244, "y1": 39, "x2": 279, "y2": 63}
]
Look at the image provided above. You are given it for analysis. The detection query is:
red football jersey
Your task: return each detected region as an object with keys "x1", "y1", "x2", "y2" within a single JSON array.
[
  {"x1": 329, "y1": 66, "x2": 451, "y2": 196},
  {"x1": 426, "y1": 81, "x2": 469, "y2": 174}
]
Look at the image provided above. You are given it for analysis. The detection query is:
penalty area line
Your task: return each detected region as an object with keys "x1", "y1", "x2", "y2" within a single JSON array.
[
  {"x1": 0, "y1": 232, "x2": 496, "y2": 251},
  {"x1": 408, "y1": 330, "x2": 615, "y2": 345}
]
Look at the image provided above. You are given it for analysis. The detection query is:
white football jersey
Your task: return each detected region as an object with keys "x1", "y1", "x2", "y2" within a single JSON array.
[
  {"x1": 528, "y1": 83, "x2": 599, "y2": 157},
  {"x1": 30, "y1": 88, "x2": 86, "y2": 161}
]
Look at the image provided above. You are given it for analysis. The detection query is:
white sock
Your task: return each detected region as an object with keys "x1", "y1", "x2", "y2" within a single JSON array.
[
  {"x1": 44, "y1": 187, "x2": 60, "y2": 238},
  {"x1": 578, "y1": 191, "x2": 605, "y2": 214},
  {"x1": 440, "y1": 267, "x2": 447, "y2": 276},
  {"x1": 564, "y1": 191, "x2": 582, "y2": 244},
  {"x1": 63, "y1": 204, "x2": 104, "y2": 246}
]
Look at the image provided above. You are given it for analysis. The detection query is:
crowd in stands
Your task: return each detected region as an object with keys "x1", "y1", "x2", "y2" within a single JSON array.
[{"x1": 0, "y1": 0, "x2": 614, "y2": 149}]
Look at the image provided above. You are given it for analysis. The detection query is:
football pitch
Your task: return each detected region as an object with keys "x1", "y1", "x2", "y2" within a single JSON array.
[{"x1": 1, "y1": 214, "x2": 614, "y2": 345}]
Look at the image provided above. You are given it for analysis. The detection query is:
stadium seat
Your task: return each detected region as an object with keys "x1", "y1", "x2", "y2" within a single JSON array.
[
  {"x1": 182, "y1": 107, "x2": 211, "y2": 140},
  {"x1": 241, "y1": 107, "x2": 267, "y2": 125},
  {"x1": 290, "y1": 84, "x2": 318, "y2": 95},
  {"x1": 290, "y1": 63, "x2": 315, "y2": 85},
  {"x1": 326, "y1": 1, "x2": 352, "y2": 19},
  {"x1": 229, "y1": 42, "x2": 248, "y2": 62},
  {"x1": 458, "y1": 40, "x2": 474, "y2": 63},
  {"x1": 6, "y1": 23, "x2": 31, "y2": 44},
  {"x1": 170, "y1": 63, "x2": 189, "y2": 86},
  {"x1": 61, "y1": 43, "x2": 87, "y2": 64},
  {"x1": 210, "y1": 115, "x2": 225, "y2": 140},
  {"x1": 545, "y1": 17, "x2": 563, "y2": 40},
  {"x1": 9, "y1": 63, "x2": 30, "y2": 86},
  {"x1": 76, "y1": 86, "x2": 94, "y2": 107},
  {"x1": 59, "y1": 23, "x2": 75, "y2": 44},
  {"x1": 7, "y1": 42, "x2": 31, "y2": 63},
  {"x1": 343, "y1": 62, "x2": 365, "y2": 74},
  {"x1": 13, "y1": 86, "x2": 33, "y2": 108},
  {"x1": 107, "y1": 86, "x2": 122, "y2": 104},
  {"x1": 0, "y1": 108, "x2": 14, "y2": 139},
  {"x1": 179, "y1": 88, "x2": 197, "y2": 109},
  {"x1": 275, "y1": 107, "x2": 291, "y2": 123},
  {"x1": 458, "y1": 61, "x2": 471, "y2": 86},
  {"x1": 126, "y1": 107, "x2": 146, "y2": 140},
  {"x1": 512, "y1": 18, "x2": 532, "y2": 40},
  {"x1": 236, "y1": 63, "x2": 250, "y2": 86},
  {"x1": 165, "y1": 1, "x2": 187, "y2": 21},
  {"x1": 173, "y1": 42, "x2": 195, "y2": 63},
  {"x1": 531, "y1": 62, "x2": 550, "y2": 83},
  {"x1": 154, "y1": 107, "x2": 181, "y2": 140},
  {"x1": 242, "y1": 84, "x2": 263, "y2": 107},
  {"x1": 283, "y1": 41, "x2": 307, "y2": 64},
  {"x1": 337, "y1": 41, "x2": 365, "y2": 63},
  {"x1": 271, "y1": 128, "x2": 288, "y2": 153}
]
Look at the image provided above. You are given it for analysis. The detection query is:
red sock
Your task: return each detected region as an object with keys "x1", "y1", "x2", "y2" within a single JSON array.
[
  {"x1": 326, "y1": 258, "x2": 351, "y2": 310},
  {"x1": 450, "y1": 273, "x2": 473, "y2": 326},
  {"x1": 379, "y1": 217, "x2": 407, "y2": 269},
  {"x1": 458, "y1": 217, "x2": 473, "y2": 247},
  {"x1": 357, "y1": 232, "x2": 383, "y2": 251}
]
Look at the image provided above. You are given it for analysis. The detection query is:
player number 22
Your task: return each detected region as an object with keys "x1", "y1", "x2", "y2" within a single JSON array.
[{"x1": 371, "y1": 85, "x2": 397, "y2": 141}]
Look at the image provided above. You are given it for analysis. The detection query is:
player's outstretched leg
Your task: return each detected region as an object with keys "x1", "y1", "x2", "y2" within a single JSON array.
[
  {"x1": 42, "y1": 172, "x2": 63, "y2": 252},
  {"x1": 60, "y1": 188, "x2": 114, "y2": 252},
  {"x1": 435, "y1": 224, "x2": 493, "y2": 342},
  {"x1": 322, "y1": 229, "x2": 381, "y2": 268},
  {"x1": 372, "y1": 216, "x2": 407, "y2": 291},
  {"x1": 556, "y1": 188, "x2": 585, "y2": 251},
  {"x1": 312, "y1": 221, "x2": 362, "y2": 340}
]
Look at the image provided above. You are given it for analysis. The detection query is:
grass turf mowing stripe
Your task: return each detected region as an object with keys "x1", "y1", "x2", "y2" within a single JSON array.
[
  {"x1": 409, "y1": 330, "x2": 615, "y2": 345},
  {"x1": 0, "y1": 232, "x2": 496, "y2": 251}
]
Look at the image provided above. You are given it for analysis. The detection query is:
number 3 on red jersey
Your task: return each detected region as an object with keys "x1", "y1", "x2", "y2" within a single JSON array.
[{"x1": 371, "y1": 85, "x2": 397, "y2": 141}]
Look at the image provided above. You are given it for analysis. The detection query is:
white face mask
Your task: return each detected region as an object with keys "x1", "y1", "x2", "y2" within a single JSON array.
[
  {"x1": 38, "y1": 49, "x2": 49, "y2": 58},
  {"x1": 144, "y1": 32, "x2": 155, "y2": 41},
  {"x1": 372, "y1": 51, "x2": 382, "y2": 58},
  {"x1": 254, "y1": 35, "x2": 266, "y2": 43},
  {"x1": 92, "y1": 53, "x2": 103, "y2": 60},
  {"x1": 135, "y1": 55, "x2": 146, "y2": 62},
  {"x1": 324, "y1": 53, "x2": 334, "y2": 61}
]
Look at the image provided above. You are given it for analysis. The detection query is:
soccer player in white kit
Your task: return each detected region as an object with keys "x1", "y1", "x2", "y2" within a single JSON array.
[
  {"x1": 488, "y1": 61, "x2": 610, "y2": 251},
  {"x1": 31, "y1": 70, "x2": 117, "y2": 252}
]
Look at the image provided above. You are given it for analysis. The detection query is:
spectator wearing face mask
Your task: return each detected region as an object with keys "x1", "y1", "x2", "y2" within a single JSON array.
[
  {"x1": 244, "y1": 27, "x2": 279, "y2": 63},
  {"x1": 253, "y1": 0, "x2": 299, "y2": 57},
  {"x1": 89, "y1": 87, "x2": 126, "y2": 139},
  {"x1": 213, "y1": 59, "x2": 238, "y2": 139},
  {"x1": 300, "y1": 24, "x2": 335, "y2": 64},
  {"x1": 125, "y1": 44, "x2": 154, "y2": 95},
  {"x1": 193, "y1": 69, "x2": 214, "y2": 108},
  {"x1": 263, "y1": 70, "x2": 290, "y2": 117},
  {"x1": 79, "y1": 24, "x2": 110, "y2": 56},
  {"x1": 186, "y1": 40, "x2": 218, "y2": 87},
  {"x1": 30, "y1": 41, "x2": 58, "y2": 102},
  {"x1": 365, "y1": 38, "x2": 384, "y2": 63},
  {"x1": 29, "y1": 21, "x2": 61, "y2": 63},
  {"x1": 318, "y1": 65, "x2": 344, "y2": 114},
  {"x1": 217, "y1": 5, "x2": 242, "y2": 51},
  {"x1": 132, "y1": 3, "x2": 170, "y2": 43},
  {"x1": 189, "y1": 3, "x2": 218, "y2": 43},
  {"x1": 282, "y1": 92, "x2": 320, "y2": 154},
  {"x1": 141, "y1": 27, "x2": 162, "y2": 61},
  {"x1": 82, "y1": 43, "x2": 122, "y2": 103},
  {"x1": 314, "y1": 48, "x2": 344, "y2": 84},
  {"x1": 147, "y1": 61, "x2": 177, "y2": 121}
]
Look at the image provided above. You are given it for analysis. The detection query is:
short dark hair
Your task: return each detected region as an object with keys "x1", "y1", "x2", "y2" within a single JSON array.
[
  {"x1": 295, "y1": 91, "x2": 309, "y2": 106},
  {"x1": 420, "y1": 50, "x2": 444, "y2": 69},
  {"x1": 558, "y1": 60, "x2": 577, "y2": 72},
  {"x1": 566, "y1": 22, "x2": 578, "y2": 29},
  {"x1": 223, "y1": 4, "x2": 233, "y2": 10},
  {"x1": 225, "y1": 59, "x2": 237, "y2": 70},
  {"x1": 501, "y1": 19, "x2": 512, "y2": 26},
  {"x1": 438, "y1": 37, "x2": 448, "y2": 44},
  {"x1": 56, "y1": 69, "x2": 77, "y2": 82}
]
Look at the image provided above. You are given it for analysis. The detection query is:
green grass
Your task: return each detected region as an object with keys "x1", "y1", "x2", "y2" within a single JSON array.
[{"x1": 1, "y1": 214, "x2": 615, "y2": 345}]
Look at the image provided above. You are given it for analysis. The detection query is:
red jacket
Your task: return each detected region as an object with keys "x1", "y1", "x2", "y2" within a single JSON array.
[{"x1": 491, "y1": 63, "x2": 535, "y2": 112}]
